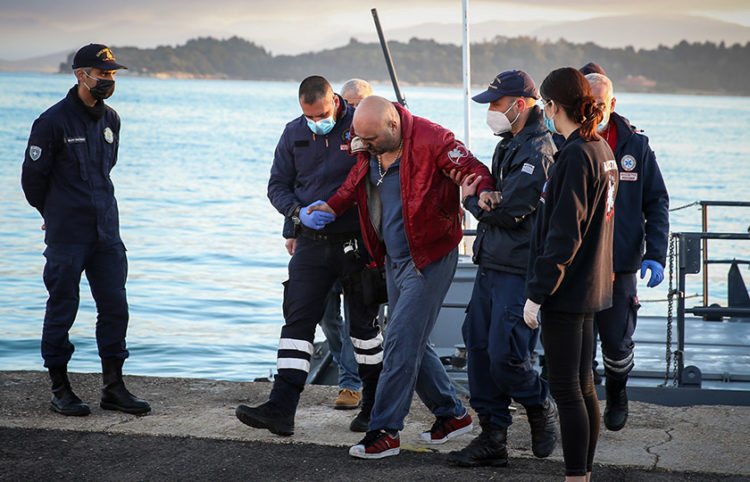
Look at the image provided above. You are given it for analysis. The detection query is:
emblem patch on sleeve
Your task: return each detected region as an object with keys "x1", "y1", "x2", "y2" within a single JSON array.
[
  {"x1": 103, "y1": 127, "x2": 114, "y2": 144},
  {"x1": 29, "y1": 145, "x2": 42, "y2": 161},
  {"x1": 447, "y1": 144, "x2": 468, "y2": 165}
]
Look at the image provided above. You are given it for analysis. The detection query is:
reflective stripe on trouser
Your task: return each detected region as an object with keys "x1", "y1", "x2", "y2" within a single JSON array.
[
  {"x1": 368, "y1": 249, "x2": 466, "y2": 432},
  {"x1": 269, "y1": 236, "x2": 381, "y2": 412},
  {"x1": 593, "y1": 272, "x2": 639, "y2": 381},
  {"x1": 461, "y1": 268, "x2": 548, "y2": 428},
  {"x1": 41, "y1": 242, "x2": 129, "y2": 367}
]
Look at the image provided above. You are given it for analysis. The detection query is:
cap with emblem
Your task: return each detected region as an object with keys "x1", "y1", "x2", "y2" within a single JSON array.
[
  {"x1": 72, "y1": 44, "x2": 127, "y2": 70},
  {"x1": 472, "y1": 70, "x2": 538, "y2": 103}
]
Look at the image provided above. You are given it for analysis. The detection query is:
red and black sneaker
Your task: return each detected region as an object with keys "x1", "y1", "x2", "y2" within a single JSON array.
[
  {"x1": 419, "y1": 411, "x2": 473, "y2": 444},
  {"x1": 349, "y1": 429, "x2": 400, "y2": 459}
]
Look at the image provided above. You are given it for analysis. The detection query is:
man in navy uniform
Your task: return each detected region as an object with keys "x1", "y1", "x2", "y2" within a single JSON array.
[
  {"x1": 447, "y1": 70, "x2": 558, "y2": 467},
  {"x1": 585, "y1": 72, "x2": 669, "y2": 431},
  {"x1": 21, "y1": 44, "x2": 150, "y2": 416},
  {"x1": 235, "y1": 76, "x2": 382, "y2": 436}
]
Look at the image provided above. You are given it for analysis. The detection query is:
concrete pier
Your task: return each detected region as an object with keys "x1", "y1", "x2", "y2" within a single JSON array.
[{"x1": 1, "y1": 370, "x2": 749, "y2": 480}]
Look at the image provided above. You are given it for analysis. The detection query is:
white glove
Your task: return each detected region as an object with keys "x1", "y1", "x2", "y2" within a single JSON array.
[{"x1": 523, "y1": 299, "x2": 541, "y2": 329}]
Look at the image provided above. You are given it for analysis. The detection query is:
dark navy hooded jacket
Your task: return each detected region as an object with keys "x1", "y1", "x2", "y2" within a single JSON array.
[
  {"x1": 22, "y1": 86, "x2": 122, "y2": 245},
  {"x1": 607, "y1": 112, "x2": 669, "y2": 272},
  {"x1": 267, "y1": 94, "x2": 360, "y2": 234},
  {"x1": 464, "y1": 106, "x2": 556, "y2": 275}
]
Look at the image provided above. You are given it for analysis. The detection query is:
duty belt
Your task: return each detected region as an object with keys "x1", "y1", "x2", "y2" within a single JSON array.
[{"x1": 299, "y1": 227, "x2": 360, "y2": 244}]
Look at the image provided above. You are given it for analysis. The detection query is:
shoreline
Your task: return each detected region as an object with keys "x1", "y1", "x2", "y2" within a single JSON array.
[{"x1": 1, "y1": 370, "x2": 749, "y2": 479}]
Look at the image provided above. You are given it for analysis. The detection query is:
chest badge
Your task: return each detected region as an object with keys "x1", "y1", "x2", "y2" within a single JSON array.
[
  {"x1": 620, "y1": 154, "x2": 636, "y2": 171},
  {"x1": 103, "y1": 127, "x2": 114, "y2": 144}
]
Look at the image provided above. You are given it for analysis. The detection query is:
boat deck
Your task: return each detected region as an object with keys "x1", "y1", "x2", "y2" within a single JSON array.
[{"x1": 432, "y1": 257, "x2": 750, "y2": 406}]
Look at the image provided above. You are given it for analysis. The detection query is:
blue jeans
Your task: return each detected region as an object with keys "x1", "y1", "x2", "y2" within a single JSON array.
[
  {"x1": 369, "y1": 248, "x2": 465, "y2": 432},
  {"x1": 319, "y1": 282, "x2": 362, "y2": 391},
  {"x1": 462, "y1": 268, "x2": 548, "y2": 428}
]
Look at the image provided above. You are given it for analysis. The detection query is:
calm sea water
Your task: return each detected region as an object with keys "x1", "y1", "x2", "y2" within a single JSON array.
[{"x1": 1, "y1": 72, "x2": 749, "y2": 381}]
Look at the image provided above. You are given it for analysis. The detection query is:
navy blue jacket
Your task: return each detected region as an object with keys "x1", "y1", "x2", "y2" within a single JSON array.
[
  {"x1": 267, "y1": 94, "x2": 360, "y2": 234},
  {"x1": 464, "y1": 106, "x2": 556, "y2": 275},
  {"x1": 22, "y1": 87, "x2": 122, "y2": 245},
  {"x1": 526, "y1": 130, "x2": 618, "y2": 313},
  {"x1": 607, "y1": 112, "x2": 669, "y2": 272}
]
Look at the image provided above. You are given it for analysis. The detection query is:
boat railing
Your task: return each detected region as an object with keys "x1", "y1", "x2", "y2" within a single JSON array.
[{"x1": 667, "y1": 200, "x2": 750, "y2": 388}]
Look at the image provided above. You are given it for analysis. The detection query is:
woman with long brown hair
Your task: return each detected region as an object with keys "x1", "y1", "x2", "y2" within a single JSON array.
[{"x1": 524, "y1": 67, "x2": 618, "y2": 481}]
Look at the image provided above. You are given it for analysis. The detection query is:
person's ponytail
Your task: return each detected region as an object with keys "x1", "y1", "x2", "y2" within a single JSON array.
[{"x1": 578, "y1": 96, "x2": 604, "y2": 141}]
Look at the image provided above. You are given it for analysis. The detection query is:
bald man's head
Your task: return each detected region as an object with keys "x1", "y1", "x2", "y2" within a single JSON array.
[{"x1": 352, "y1": 96, "x2": 401, "y2": 156}]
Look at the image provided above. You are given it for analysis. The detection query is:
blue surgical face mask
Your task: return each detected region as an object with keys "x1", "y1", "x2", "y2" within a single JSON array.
[
  {"x1": 306, "y1": 115, "x2": 336, "y2": 135},
  {"x1": 542, "y1": 101, "x2": 560, "y2": 135},
  {"x1": 597, "y1": 112, "x2": 610, "y2": 133}
]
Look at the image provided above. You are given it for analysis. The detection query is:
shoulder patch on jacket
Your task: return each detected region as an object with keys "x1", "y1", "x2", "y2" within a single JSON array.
[
  {"x1": 29, "y1": 145, "x2": 42, "y2": 161},
  {"x1": 447, "y1": 144, "x2": 468, "y2": 165}
]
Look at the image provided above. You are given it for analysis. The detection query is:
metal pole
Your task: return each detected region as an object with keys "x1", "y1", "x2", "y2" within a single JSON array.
[
  {"x1": 462, "y1": 0, "x2": 471, "y2": 149},
  {"x1": 702, "y1": 204, "x2": 708, "y2": 306},
  {"x1": 371, "y1": 8, "x2": 407, "y2": 108},
  {"x1": 677, "y1": 234, "x2": 687, "y2": 386}
]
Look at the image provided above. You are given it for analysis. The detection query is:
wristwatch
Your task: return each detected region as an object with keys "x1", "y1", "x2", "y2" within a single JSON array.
[{"x1": 291, "y1": 205, "x2": 302, "y2": 225}]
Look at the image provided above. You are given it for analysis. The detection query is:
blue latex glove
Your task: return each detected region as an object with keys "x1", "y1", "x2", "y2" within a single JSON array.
[
  {"x1": 640, "y1": 259, "x2": 664, "y2": 287},
  {"x1": 300, "y1": 200, "x2": 335, "y2": 230}
]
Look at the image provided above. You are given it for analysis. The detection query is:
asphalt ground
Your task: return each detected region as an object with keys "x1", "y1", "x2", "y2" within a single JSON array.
[{"x1": 1, "y1": 371, "x2": 749, "y2": 481}]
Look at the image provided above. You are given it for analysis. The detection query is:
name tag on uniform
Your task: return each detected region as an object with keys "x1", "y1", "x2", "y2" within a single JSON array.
[
  {"x1": 620, "y1": 172, "x2": 638, "y2": 181},
  {"x1": 521, "y1": 162, "x2": 535, "y2": 175},
  {"x1": 340, "y1": 144, "x2": 348, "y2": 151},
  {"x1": 65, "y1": 137, "x2": 86, "y2": 144}
]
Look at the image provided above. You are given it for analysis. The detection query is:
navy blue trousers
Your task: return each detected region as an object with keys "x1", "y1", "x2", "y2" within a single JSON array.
[
  {"x1": 269, "y1": 235, "x2": 381, "y2": 412},
  {"x1": 41, "y1": 242, "x2": 129, "y2": 367},
  {"x1": 593, "y1": 272, "x2": 639, "y2": 381},
  {"x1": 462, "y1": 268, "x2": 548, "y2": 428}
]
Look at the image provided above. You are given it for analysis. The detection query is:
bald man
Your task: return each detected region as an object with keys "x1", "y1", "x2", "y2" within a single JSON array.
[
  {"x1": 340, "y1": 79, "x2": 373, "y2": 108},
  {"x1": 309, "y1": 96, "x2": 494, "y2": 459}
]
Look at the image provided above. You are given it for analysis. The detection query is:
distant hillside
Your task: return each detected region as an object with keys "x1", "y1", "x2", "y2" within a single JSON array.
[
  {"x1": 53, "y1": 35, "x2": 750, "y2": 95},
  {"x1": 532, "y1": 14, "x2": 750, "y2": 50},
  {"x1": 0, "y1": 51, "x2": 69, "y2": 73}
]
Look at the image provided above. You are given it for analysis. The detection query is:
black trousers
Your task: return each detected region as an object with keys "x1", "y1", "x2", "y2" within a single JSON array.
[
  {"x1": 541, "y1": 310, "x2": 599, "y2": 477},
  {"x1": 269, "y1": 234, "x2": 382, "y2": 412}
]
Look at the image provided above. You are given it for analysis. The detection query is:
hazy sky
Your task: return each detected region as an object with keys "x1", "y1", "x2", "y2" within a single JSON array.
[{"x1": 1, "y1": 0, "x2": 750, "y2": 60}]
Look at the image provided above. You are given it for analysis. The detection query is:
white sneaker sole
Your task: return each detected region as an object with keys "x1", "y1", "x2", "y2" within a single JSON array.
[
  {"x1": 349, "y1": 444, "x2": 400, "y2": 459},
  {"x1": 418, "y1": 422, "x2": 474, "y2": 444}
]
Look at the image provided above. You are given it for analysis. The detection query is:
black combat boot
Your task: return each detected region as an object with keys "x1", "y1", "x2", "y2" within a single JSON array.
[
  {"x1": 236, "y1": 401, "x2": 295, "y2": 436},
  {"x1": 350, "y1": 364, "x2": 379, "y2": 432},
  {"x1": 525, "y1": 397, "x2": 558, "y2": 458},
  {"x1": 350, "y1": 394, "x2": 373, "y2": 432},
  {"x1": 447, "y1": 414, "x2": 508, "y2": 467},
  {"x1": 48, "y1": 366, "x2": 90, "y2": 416},
  {"x1": 100, "y1": 358, "x2": 151, "y2": 414},
  {"x1": 604, "y1": 376, "x2": 628, "y2": 431}
]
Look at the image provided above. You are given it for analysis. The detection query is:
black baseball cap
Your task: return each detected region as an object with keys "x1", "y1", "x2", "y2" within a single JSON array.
[
  {"x1": 72, "y1": 44, "x2": 127, "y2": 70},
  {"x1": 472, "y1": 70, "x2": 539, "y2": 103}
]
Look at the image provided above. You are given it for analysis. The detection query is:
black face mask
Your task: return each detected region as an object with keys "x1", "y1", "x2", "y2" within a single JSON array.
[{"x1": 84, "y1": 73, "x2": 115, "y2": 101}]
